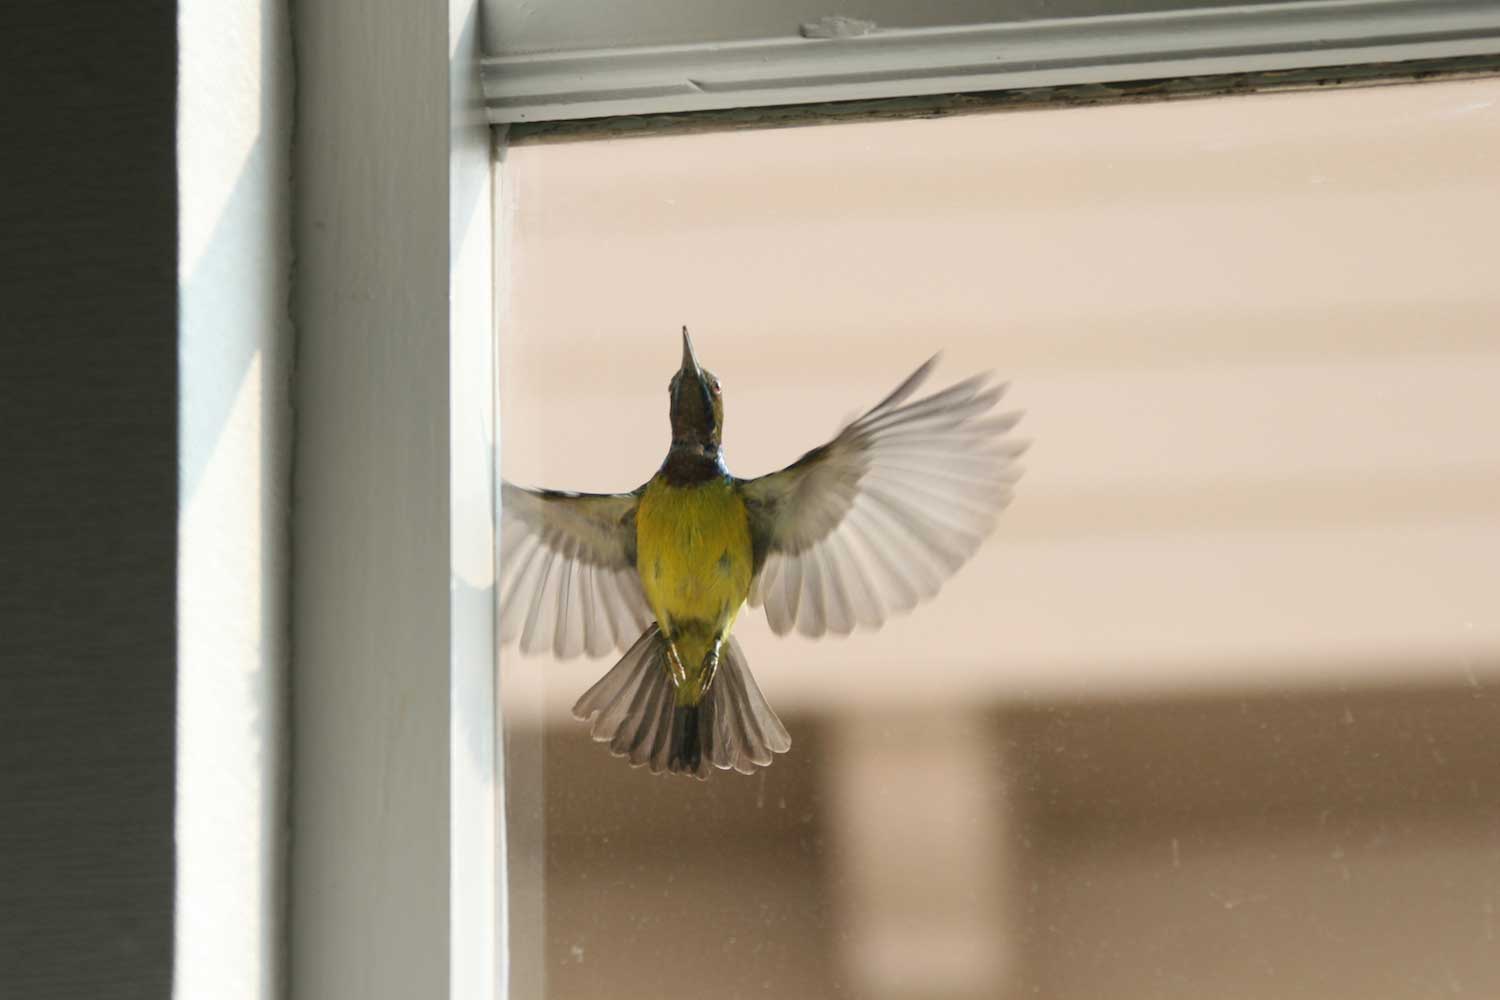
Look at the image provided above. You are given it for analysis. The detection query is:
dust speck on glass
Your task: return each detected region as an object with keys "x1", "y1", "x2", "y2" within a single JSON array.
[{"x1": 496, "y1": 77, "x2": 1500, "y2": 999}]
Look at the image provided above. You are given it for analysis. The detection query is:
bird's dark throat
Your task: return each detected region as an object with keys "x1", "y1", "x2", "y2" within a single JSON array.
[{"x1": 660, "y1": 443, "x2": 727, "y2": 486}]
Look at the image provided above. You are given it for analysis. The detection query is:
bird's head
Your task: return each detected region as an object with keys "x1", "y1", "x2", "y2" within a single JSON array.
[{"x1": 668, "y1": 326, "x2": 723, "y2": 451}]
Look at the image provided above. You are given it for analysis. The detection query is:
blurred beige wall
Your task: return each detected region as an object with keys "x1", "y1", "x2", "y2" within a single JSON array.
[
  {"x1": 529, "y1": 687, "x2": 1500, "y2": 1000},
  {"x1": 499, "y1": 76, "x2": 1500, "y2": 999}
]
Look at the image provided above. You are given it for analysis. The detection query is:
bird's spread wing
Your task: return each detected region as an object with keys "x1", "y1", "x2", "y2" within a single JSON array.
[
  {"x1": 499, "y1": 483, "x2": 653, "y2": 659},
  {"x1": 739, "y1": 357, "x2": 1025, "y2": 638}
]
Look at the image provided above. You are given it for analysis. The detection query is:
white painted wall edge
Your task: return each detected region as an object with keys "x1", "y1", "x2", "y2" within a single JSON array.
[
  {"x1": 175, "y1": 0, "x2": 292, "y2": 996},
  {"x1": 481, "y1": 0, "x2": 1500, "y2": 122},
  {"x1": 291, "y1": 0, "x2": 498, "y2": 994}
]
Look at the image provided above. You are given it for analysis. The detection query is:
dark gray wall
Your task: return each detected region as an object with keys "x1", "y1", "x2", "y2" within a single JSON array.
[{"x1": 0, "y1": 2, "x2": 178, "y2": 997}]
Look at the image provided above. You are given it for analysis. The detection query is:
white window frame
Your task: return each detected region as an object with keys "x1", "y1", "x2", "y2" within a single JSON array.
[
  {"x1": 289, "y1": 0, "x2": 499, "y2": 998},
  {"x1": 283, "y1": 3, "x2": 1500, "y2": 999},
  {"x1": 480, "y1": 0, "x2": 1500, "y2": 124}
]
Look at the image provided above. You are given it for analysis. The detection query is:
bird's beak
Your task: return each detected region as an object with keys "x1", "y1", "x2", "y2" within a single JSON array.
[
  {"x1": 680, "y1": 326, "x2": 703, "y2": 380},
  {"x1": 671, "y1": 326, "x2": 718, "y2": 442}
]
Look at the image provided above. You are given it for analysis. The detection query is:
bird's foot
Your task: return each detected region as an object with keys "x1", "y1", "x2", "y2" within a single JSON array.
[
  {"x1": 665, "y1": 645, "x2": 688, "y2": 688},
  {"x1": 700, "y1": 644, "x2": 722, "y2": 695}
]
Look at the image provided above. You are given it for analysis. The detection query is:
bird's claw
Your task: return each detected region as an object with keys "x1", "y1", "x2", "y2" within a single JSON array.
[{"x1": 665, "y1": 646, "x2": 688, "y2": 687}]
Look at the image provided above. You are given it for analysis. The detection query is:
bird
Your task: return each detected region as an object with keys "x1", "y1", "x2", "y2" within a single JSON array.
[{"x1": 498, "y1": 328, "x2": 1025, "y2": 779}]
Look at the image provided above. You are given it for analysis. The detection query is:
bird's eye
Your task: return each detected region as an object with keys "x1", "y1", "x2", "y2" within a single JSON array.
[{"x1": 711, "y1": 379, "x2": 721, "y2": 394}]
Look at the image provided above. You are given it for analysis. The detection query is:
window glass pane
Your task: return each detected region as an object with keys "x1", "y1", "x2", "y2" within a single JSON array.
[{"x1": 498, "y1": 77, "x2": 1500, "y2": 999}]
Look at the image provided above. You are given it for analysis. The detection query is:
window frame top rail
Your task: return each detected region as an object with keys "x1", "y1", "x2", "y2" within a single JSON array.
[{"x1": 480, "y1": 0, "x2": 1500, "y2": 124}]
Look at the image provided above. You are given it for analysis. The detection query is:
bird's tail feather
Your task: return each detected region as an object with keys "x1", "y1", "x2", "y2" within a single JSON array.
[{"x1": 571, "y1": 624, "x2": 791, "y2": 779}]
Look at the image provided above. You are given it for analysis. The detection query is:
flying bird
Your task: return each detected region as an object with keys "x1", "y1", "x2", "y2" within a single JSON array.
[{"x1": 499, "y1": 328, "x2": 1025, "y2": 778}]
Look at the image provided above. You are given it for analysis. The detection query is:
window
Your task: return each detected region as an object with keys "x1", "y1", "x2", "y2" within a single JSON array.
[
  {"x1": 287, "y1": 3, "x2": 1500, "y2": 999},
  {"x1": 496, "y1": 71, "x2": 1500, "y2": 1000}
]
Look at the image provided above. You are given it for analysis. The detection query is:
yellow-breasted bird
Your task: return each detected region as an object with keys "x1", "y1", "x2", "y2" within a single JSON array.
[{"x1": 499, "y1": 328, "x2": 1025, "y2": 778}]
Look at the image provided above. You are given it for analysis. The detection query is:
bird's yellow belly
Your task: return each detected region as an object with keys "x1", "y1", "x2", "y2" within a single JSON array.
[{"x1": 636, "y1": 476, "x2": 753, "y2": 686}]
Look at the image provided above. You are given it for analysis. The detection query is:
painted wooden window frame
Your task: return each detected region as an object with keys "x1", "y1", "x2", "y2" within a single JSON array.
[
  {"x1": 480, "y1": 0, "x2": 1500, "y2": 125},
  {"x1": 288, "y1": 1, "x2": 1500, "y2": 998},
  {"x1": 290, "y1": 0, "x2": 500, "y2": 997}
]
